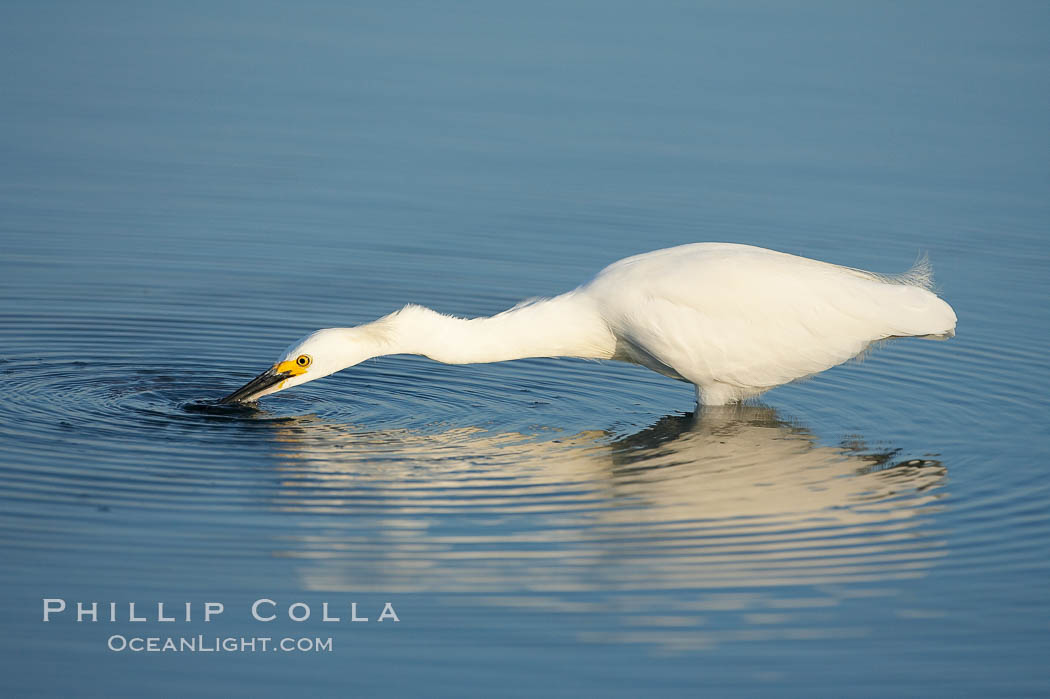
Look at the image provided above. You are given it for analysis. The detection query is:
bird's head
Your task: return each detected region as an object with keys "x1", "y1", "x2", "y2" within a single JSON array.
[{"x1": 219, "y1": 328, "x2": 367, "y2": 404}]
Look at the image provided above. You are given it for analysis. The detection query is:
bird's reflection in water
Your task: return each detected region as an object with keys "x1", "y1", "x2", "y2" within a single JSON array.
[
  {"x1": 601, "y1": 409, "x2": 945, "y2": 525},
  {"x1": 261, "y1": 405, "x2": 947, "y2": 603}
]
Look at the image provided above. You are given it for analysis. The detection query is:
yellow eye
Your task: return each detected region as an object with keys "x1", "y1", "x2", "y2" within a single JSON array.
[{"x1": 296, "y1": 354, "x2": 312, "y2": 368}]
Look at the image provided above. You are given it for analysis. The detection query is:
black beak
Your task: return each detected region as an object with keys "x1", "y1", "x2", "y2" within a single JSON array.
[{"x1": 219, "y1": 365, "x2": 291, "y2": 404}]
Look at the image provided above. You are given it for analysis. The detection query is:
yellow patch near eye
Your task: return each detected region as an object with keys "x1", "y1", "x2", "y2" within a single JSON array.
[{"x1": 275, "y1": 359, "x2": 308, "y2": 376}]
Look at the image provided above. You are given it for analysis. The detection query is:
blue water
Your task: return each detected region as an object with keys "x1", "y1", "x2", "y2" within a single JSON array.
[{"x1": 1, "y1": 2, "x2": 1048, "y2": 696}]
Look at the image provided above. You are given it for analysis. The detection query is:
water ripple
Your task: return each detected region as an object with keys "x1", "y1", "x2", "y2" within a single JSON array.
[{"x1": 0, "y1": 274, "x2": 1045, "y2": 654}]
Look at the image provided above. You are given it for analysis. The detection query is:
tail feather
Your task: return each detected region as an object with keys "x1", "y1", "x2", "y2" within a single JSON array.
[
  {"x1": 892, "y1": 252, "x2": 934, "y2": 291},
  {"x1": 851, "y1": 252, "x2": 934, "y2": 291},
  {"x1": 862, "y1": 253, "x2": 956, "y2": 339}
]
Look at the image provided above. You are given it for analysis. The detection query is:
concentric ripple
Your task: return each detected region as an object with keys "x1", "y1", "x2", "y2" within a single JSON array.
[{"x1": 1, "y1": 250, "x2": 1048, "y2": 654}]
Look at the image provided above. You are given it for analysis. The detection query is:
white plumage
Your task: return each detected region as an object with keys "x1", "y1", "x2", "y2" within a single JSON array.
[
  {"x1": 221, "y1": 243, "x2": 957, "y2": 406},
  {"x1": 585, "y1": 243, "x2": 955, "y2": 403}
]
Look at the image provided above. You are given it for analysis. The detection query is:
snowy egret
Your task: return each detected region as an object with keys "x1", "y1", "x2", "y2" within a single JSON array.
[{"x1": 220, "y1": 243, "x2": 956, "y2": 406}]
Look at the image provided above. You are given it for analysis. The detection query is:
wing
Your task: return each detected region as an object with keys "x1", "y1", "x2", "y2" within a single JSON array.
[{"x1": 585, "y1": 244, "x2": 955, "y2": 392}]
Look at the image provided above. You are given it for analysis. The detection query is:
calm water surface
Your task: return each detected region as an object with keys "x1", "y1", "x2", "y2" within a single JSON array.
[{"x1": 1, "y1": 2, "x2": 1048, "y2": 697}]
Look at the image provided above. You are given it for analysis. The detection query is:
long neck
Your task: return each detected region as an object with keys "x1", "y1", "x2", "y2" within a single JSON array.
[{"x1": 363, "y1": 292, "x2": 616, "y2": 365}]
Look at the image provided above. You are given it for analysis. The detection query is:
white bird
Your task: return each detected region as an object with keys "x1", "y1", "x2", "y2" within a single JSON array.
[{"x1": 221, "y1": 243, "x2": 957, "y2": 406}]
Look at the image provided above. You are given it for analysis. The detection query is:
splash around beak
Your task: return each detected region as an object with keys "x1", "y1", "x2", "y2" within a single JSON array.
[{"x1": 219, "y1": 360, "x2": 307, "y2": 404}]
